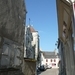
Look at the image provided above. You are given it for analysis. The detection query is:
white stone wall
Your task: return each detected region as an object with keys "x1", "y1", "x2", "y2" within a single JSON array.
[
  {"x1": 32, "y1": 32, "x2": 39, "y2": 60},
  {"x1": 40, "y1": 52, "x2": 60, "y2": 68},
  {"x1": 40, "y1": 53, "x2": 46, "y2": 66},
  {"x1": 45, "y1": 58, "x2": 59, "y2": 68}
]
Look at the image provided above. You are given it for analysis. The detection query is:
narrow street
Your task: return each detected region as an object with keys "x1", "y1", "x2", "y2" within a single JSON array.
[
  {"x1": 38, "y1": 69, "x2": 59, "y2": 75},
  {"x1": 1, "y1": 0, "x2": 75, "y2": 75}
]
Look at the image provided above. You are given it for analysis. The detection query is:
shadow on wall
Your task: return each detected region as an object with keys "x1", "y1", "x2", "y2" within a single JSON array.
[
  {"x1": 0, "y1": 69, "x2": 25, "y2": 75},
  {"x1": 37, "y1": 70, "x2": 44, "y2": 75},
  {"x1": 24, "y1": 60, "x2": 36, "y2": 75}
]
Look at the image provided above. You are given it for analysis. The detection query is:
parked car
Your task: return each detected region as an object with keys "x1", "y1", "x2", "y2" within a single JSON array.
[
  {"x1": 37, "y1": 67, "x2": 40, "y2": 72},
  {"x1": 47, "y1": 65, "x2": 52, "y2": 69},
  {"x1": 37, "y1": 66, "x2": 40, "y2": 72},
  {"x1": 39, "y1": 65, "x2": 46, "y2": 71}
]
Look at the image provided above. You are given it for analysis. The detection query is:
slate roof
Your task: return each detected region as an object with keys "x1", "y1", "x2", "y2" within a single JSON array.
[
  {"x1": 44, "y1": 55, "x2": 57, "y2": 58},
  {"x1": 42, "y1": 51, "x2": 58, "y2": 58}
]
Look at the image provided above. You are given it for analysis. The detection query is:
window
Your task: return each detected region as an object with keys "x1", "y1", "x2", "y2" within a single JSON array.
[
  {"x1": 54, "y1": 64, "x2": 56, "y2": 66},
  {"x1": 54, "y1": 59, "x2": 56, "y2": 62},
  {"x1": 52, "y1": 63, "x2": 56, "y2": 66},
  {"x1": 51, "y1": 59, "x2": 52, "y2": 62},
  {"x1": 46, "y1": 59, "x2": 48, "y2": 62},
  {"x1": 46, "y1": 63, "x2": 47, "y2": 65}
]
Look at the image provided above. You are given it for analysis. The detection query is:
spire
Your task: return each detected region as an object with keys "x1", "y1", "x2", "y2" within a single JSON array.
[
  {"x1": 28, "y1": 18, "x2": 31, "y2": 27},
  {"x1": 29, "y1": 18, "x2": 30, "y2": 25}
]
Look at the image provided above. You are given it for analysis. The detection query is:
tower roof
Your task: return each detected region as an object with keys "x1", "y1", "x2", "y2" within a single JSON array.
[
  {"x1": 30, "y1": 26, "x2": 36, "y2": 32},
  {"x1": 27, "y1": 25, "x2": 37, "y2": 32}
]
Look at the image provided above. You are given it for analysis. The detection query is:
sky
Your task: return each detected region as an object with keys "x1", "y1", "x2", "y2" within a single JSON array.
[{"x1": 25, "y1": 0, "x2": 58, "y2": 51}]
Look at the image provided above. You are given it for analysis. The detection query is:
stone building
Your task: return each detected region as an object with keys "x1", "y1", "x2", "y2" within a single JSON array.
[
  {"x1": 56, "y1": 0, "x2": 75, "y2": 75},
  {"x1": 57, "y1": 39, "x2": 66, "y2": 75},
  {"x1": 24, "y1": 25, "x2": 34, "y2": 58},
  {"x1": 0, "y1": 0, "x2": 27, "y2": 75},
  {"x1": 23, "y1": 25, "x2": 40, "y2": 75},
  {"x1": 40, "y1": 50, "x2": 60, "y2": 69},
  {"x1": 30, "y1": 26, "x2": 40, "y2": 69}
]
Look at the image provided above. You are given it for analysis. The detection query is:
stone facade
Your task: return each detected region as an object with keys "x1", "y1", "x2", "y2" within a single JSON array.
[
  {"x1": 56, "y1": 0, "x2": 75, "y2": 75},
  {"x1": 0, "y1": 0, "x2": 27, "y2": 75},
  {"x1": 22, "y1": 60, "x2": 36, "y2": 75},
  {"x1": 0, "y1": 69, "x2": 24, "y2": 75},
  {"x1": 0, "y1": 0, "x2": 26, "y2": 44},
  {"x1": 23, "y1": 25, "x2": 40, "y2": 75}
]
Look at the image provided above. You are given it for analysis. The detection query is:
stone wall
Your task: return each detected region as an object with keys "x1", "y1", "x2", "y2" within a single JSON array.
[
  {"x1": 0, "y1": 0, "x2": 26, "y2": 75},
  {"x1": 0, "y1": 0, "x2": 26, "y2": 44},
  {"x1": 22, "y1": 60, "x2": 36, "y2": 75},
  {"x1": 0, "y1": 69, "x2": 24, "y2": 75}
]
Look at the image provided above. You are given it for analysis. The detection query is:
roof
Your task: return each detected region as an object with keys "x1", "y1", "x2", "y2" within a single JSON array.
[
  {"x1": 42, "y1": 51, "x2": 58, "y2": 58},
  {"x1": 27, "y1": 25, "x2": 36, "y2": 32},
  {"x1": 26, "y1": 25, "x2": 38, "y2": 33},
  {"x1": 43, "y1": 51, "x2": 55, "y2": 55},
  {"x1": 45, "y1": 55, "x2": 58, "y2": 58}
]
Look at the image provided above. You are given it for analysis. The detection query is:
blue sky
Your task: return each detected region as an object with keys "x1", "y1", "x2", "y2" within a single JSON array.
[{"x1": 25, "y1": 0, "x2": 58, "y2": 51}]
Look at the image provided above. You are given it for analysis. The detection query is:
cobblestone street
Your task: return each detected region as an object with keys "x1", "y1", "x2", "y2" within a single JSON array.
[{"x1": 38, "y1": 69, "x2": 59, "y2": 75}]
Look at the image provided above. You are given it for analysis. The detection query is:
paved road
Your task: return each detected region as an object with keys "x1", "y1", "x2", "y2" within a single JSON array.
[{"x1": 38, "y1": 68, "x2": 59, "y2": 75}]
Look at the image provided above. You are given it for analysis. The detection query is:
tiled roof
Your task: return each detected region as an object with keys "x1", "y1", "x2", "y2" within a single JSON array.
[
  {"x1": 29, "y1": 25, "x2": 36, "y2": 32},
  {"x1": 42, "y1": 51, "x2": 58, "y2": 58}
]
